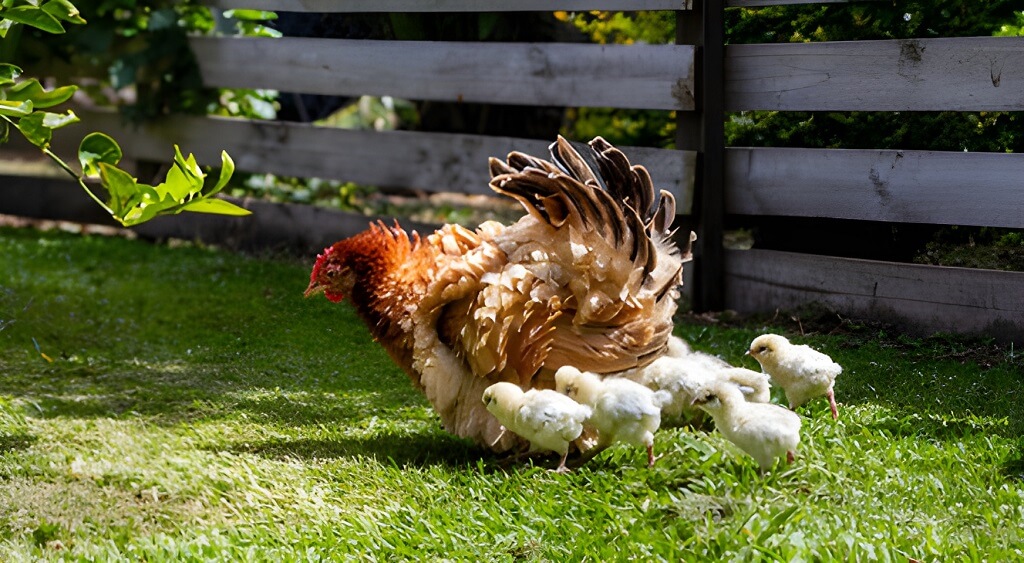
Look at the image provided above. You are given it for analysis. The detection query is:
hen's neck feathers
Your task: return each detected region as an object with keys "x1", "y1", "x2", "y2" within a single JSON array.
[{"x1": 334, "y1": 224, "x2": 435, "y2": 369}]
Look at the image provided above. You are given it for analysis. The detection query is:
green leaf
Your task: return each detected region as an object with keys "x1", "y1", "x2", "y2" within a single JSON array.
[
  {"x1": 0, "y1": 120, "x2": 8, "y2": 143},
  {"x1": 97, "y1": 162, "x2": 137, "y2": 217},
  {"x1": 162, "y1": 164, "x2": 200, "y2": 202},
  {"x1": 223, "y1": 9, "x2": 277, "y2": 21},
  {"x1": 17, "y1": 112, "x2": 52, "y2": 148},
  {"x1": 5, "y1": 79, "x2": 77, "y2": 108},
  {"x1": 173, "y1": 145, "x2": 204, "y2": 183},
  {"x1": 179, "y1": 198, "x2": 251, "y2": 216},
  {"x1": 1, "y1": 5, "x2": 65, "y2": 34},
  {"x1": 38, "y1": 109, "x2": 79, "y2": 129},
  {"x1": 0, "y1": 63, "x2": 20, "y2": 86},
  {"x1": 122, "y1": 190, "x2": 177, "y2": 226},
  {"x1": 206, "y1": 150, "x2": 235, "y2": 196},
  {"x1": 163, "y1": 145, "x2": 204, "y2": 199},
  {"x1": 0, "y1": 99, "x2": 32, "y2": 117},
  {"x1": 0, "y1": 18, "x2": 12, "y2": 38},
  {"x1": 78, "y1": 132, "x2": 123, "y2": 177},
  {"x1": 40, "y1": 0, "x2": 85, "y2": 25},
  {"x1": 178, "y1": 197, "x2": 249, "y2": 217}
]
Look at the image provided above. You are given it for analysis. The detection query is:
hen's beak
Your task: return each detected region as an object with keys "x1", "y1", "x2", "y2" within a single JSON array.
[{"x1": 304, "y1": 280, "x2": 324, "y2": 298}]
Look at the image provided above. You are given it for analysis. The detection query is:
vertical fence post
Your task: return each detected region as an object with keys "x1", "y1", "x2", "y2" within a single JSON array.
[{"x1": 677, "y1": 0, "x2": 725, "y2": 313}]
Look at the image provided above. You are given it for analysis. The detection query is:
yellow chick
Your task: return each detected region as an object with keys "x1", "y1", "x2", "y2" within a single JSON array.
[
  {"x1": 691, "y1": 380, "x2": 801, "y2": 471},
  {"x1": 622, "y1": 356, "x2": 771, "y2": 423},
  {"x1": 747, "y1": 333, "x2": 842, "y2": 419},
  {"x1": 554, "y1": 366, "x2": 670, "y2": 467},
  {"x1": 482, "y1": 382, "x2": 592, "y2": 472}
]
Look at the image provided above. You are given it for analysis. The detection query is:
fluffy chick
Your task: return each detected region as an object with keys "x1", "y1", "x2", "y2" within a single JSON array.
[
  {"x1": 747, "y1": 334, "x2": 842, "y2": 419},
  {"x1": 554, "y1": 366, "x2": 670, "y2": 467},
  {"x1": 691, "y1": 380, "x2": 801, "y2": 471},
  {"x1": 624, "y1": 356, "x2": 771, "y2": 423},
  {"x1": 718, "y1": 367, "x2": 772, "y2": 404},
  {"x1": 482, "y1": 382, "x2": 592, "y2": 472}
]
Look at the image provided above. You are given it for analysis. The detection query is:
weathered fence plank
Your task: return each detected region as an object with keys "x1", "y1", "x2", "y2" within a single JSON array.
[
  {"x1": 35, "y1": 109, "x2": 696, "y2": 211},
  {"x1": 189, "y1": 37, "x2": 696, "y2": 111},
  {"x1": 726, "y1": 147, "x2": 1024, "y2": 228},
  {"x1": 727, "y1": 37, "x2": 1024, "y2": 111},
  {"x1": 204, "y1": 0, "x2": 689, "y2": 10},
  {"x1": 725, "y1": 248, "x2": 1024, "y2": 341}
]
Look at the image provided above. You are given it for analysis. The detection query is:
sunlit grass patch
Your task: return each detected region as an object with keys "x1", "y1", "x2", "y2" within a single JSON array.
[{"x1": 1, "y1": 226, "x2": 1022, "y2": 560}]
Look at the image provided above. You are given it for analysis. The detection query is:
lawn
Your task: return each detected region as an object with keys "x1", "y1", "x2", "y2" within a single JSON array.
[{"x1": 1, "y1": 225, "x2": 1022, "y2": 561}]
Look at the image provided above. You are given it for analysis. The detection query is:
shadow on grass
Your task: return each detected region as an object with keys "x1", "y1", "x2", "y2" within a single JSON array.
[
  {"x1": 860, "y1": 409, "x2": 1015, "y2": 442},
  {"x1": 0, "y1": 433, "x2": 37, "y2": 453},
  {"x1": 1, "y1": 360, "x2": 427, "y2": 429},
  {"x1": 223, "y1": 431, "x2": 487, "y2": 468},
  {"x1": 1001, "y1": 444, "x2": 1024, "y2": 482}
]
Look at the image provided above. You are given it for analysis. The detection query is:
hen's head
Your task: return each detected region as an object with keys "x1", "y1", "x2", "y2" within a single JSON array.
[{"x1": 305, "y1": 245, "x2": 351, "y2": 303}]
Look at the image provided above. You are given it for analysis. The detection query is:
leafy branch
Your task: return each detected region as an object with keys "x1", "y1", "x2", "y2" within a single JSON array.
[{"x1": 0, "y1": 0, "x2": 250, "y2": 227}]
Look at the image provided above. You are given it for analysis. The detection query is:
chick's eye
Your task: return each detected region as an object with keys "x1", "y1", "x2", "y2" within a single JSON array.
[{"x1": 758, "y1": 346, "x2": 768, "y2": 353}]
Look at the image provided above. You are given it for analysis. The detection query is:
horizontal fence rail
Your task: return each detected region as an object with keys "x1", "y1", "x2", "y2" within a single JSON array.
[
  {"x1": 190, "y1": 37, "x2": 697, "y2": 111},
  {"x1": 725, "y1": 147, "x2": 1024, "y2": 228},
  {"x1": 32, "y1": 109, "x2": 696, "y2": 212},
  {"x1": 726, "y1": 37, "x2": 1024, "y2": 111},
  {"x1": 725, "y1": 249, "x2": 1024, "y2": 341}
]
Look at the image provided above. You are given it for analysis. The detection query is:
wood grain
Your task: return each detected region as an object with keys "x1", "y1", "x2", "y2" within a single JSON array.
[
  {"x1": 725, "y1": 248, "x2": 1024, "y2": 340},
  {"x1": 725, "y1": 147, "x2": 1024, "y2": 228},
  {"x1": 727, "y1": 37, "x2": 1024, "y2": 111},
  {"x1": 38, "y1": 109, "x2": 696, "y2": 212},
  {"x1": 189, "y1": 37, "x2": 696, "y2": 111}
]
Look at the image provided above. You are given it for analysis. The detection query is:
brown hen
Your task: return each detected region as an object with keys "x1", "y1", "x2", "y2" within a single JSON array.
[{"x1": 305, "y1": 136, "x2": 694, "y2": 452}]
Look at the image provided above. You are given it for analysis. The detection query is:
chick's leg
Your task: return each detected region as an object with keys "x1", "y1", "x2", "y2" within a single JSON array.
[
  {"x1": 552, "y1": 451, "x2": 571, "y2": 473},
  {"x1": 646, "y1": 443, "x2": 657, "y2": 468},
  {"x1": 826, "y1": 387, "x2": 838, "y2": 420},
  {"x1": 786, "y1": 450, "x2": 795, "y2": 464}
]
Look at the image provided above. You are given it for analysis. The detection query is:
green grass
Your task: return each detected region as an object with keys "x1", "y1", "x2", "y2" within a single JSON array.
[{"x1": 1, "y1": 226, "x2": 1022, "y2": 561}]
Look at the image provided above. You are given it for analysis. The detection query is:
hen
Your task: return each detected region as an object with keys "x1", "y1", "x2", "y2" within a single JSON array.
[{"x1": 306, "y1": 136, "x2": 694, "y2": 452}]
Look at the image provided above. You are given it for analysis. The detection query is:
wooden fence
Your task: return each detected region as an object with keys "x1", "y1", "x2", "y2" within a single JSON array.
[{"x1": 2, "y1": 0, "x2": 1024, "y2": 341}]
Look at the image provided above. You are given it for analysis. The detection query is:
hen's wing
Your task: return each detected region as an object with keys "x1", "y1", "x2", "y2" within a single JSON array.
[
  {"x1": 413, "y1": 137, "x2": 693, "y2": 452},
  {"x1": 455, "y1": 137, "x2": 694, "y2": 383}
]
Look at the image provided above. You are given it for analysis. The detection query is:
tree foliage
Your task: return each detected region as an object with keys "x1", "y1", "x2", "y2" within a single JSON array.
[
  {"x1": 725, "y1": 3, "x2": 1024, "y2": 152},
  {"x1": 0, "y1": 0, "x2": 249, "y2": 227}
]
